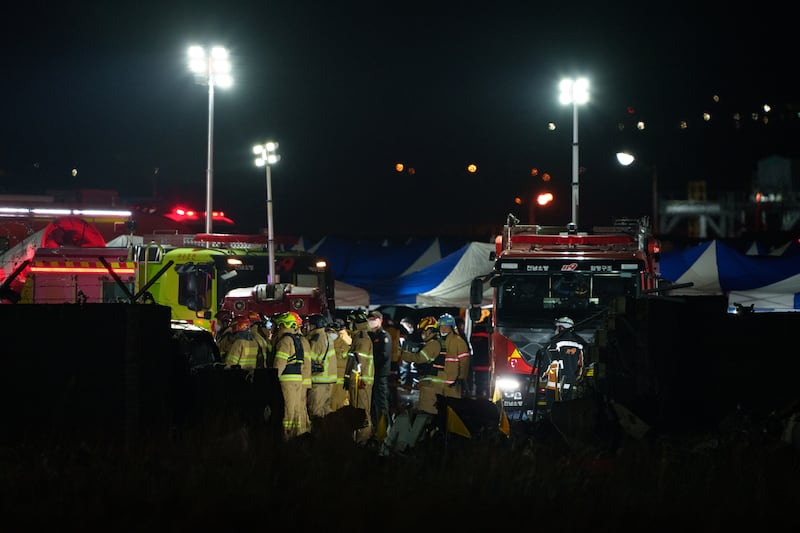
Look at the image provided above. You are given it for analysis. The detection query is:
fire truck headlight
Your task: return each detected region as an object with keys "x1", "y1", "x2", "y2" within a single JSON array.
[{"x1": 496, "y1": 377, "x2": 520, "y2": 393}]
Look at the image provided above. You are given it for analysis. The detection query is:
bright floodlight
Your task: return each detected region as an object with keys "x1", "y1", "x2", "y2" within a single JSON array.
[
  {"x1": 253, "y1": 141, "x2": 281, "y2": 285},
  {"x1": 616, "y1": 152, "x2": 635, "y2": 166},
  {"x1": 253, "y1": 142, "x2": 280, "y2": 167},
  {"x1": 559, "y1": 77, "x2": 589, "y2": 105},
  {"x1": 188, "y1": 44, "x2": 234, "y2": 234},
  {"x1": 558, "y1": 77, "x2": 590, "y2": 227},
  {"x1": 187, "y1": 45, "x2": 233, "y2": 87}
]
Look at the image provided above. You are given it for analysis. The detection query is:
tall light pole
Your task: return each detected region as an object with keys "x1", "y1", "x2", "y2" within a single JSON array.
[
  {"x1": 188, "y1": 45, "x2": 232, "y2": 234},
  {"x1": 559, "y1": 78, "x2": 589, "y2": 228},
  {"x1": 253, "y1": 141, "x2": 280, "y2": 285}
]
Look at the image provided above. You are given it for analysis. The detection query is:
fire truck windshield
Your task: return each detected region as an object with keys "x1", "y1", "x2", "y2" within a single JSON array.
[{"x1": 494, "y1": 273, "x2": 637, "y2": 326}]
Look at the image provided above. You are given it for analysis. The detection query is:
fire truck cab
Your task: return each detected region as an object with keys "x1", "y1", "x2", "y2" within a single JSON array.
[
  {"x1": 134, "y1": 234, "x2": 334, "y2": 334},
  {"x1": 469, "y1": 217, "x2": 664, "y2": 422}
]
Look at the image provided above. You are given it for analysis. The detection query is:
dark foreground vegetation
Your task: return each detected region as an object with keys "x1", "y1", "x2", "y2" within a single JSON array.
[
  {"x1": 2, "y1": 405, "x2": 799, "y2": 533},
  {"x1": 3, "y1": 305, "x2": 800, "y2": 530}
]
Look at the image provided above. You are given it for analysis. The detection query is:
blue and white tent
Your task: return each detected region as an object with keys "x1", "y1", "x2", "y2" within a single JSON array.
[
  {"x1": 741, "y1": 239, "x2": 800, "y2": 257},
  {"x1": 659, "y1": 240, "x2": 800, "y2": 312},
  {"x1": 350, "y1": 242, "x2": 495, "y2": 307},
  {"x1": 297, "y1": 236, "x2": 467, "y2": 283},
  {"x1": 293, "y1": 235, "x2": 486, "y2": 308}
]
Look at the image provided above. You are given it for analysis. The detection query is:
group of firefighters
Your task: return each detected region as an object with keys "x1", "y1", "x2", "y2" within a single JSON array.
[
  {"x1": 214, "y1": 309, "x2": 476, "y2": 444},
  {"x1": 214, "y1": 309, "x2": 585, "y2": 445}
]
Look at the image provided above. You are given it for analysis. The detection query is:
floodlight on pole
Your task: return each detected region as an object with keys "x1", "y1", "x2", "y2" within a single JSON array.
[
  {"x1": 254, "y1": 141, "x2": 280, "y2": 285},
  {"x1": 559, "y1": 77, "x2": 589, "y2": 228},
  {"x1": 188, "y1": 45, "x2": 232, "y2": 235},
  {"x1": 616, "y1": 150, "x2": 659, "y2": 233}
]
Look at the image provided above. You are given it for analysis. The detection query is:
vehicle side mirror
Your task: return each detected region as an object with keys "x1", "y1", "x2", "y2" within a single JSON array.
[
  {"x1": 468, "y1": 306, "x2": 482, "y2": 322},
  {"x1": 470, "y1": 278, "x2": 483, "y2": 306}
]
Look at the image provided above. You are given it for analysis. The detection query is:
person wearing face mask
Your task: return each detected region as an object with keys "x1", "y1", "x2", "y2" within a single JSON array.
[{"x1": 367, "y1": 310, "x2": 392, "y2": 433}]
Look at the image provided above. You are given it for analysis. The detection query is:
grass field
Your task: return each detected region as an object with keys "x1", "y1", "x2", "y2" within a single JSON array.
[{"x1": 2, "y1": 405, "x2": 799, "y2": 532}]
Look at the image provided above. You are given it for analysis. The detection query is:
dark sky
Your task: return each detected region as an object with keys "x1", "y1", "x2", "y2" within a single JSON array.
[{"x1": 1, "y1": 1, "x2": 797, "y2": 238}]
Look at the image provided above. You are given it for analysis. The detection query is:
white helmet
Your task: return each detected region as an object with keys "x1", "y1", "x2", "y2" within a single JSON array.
[{"x1": 554, "y1": 316, "x2": 574, "y2": 329}]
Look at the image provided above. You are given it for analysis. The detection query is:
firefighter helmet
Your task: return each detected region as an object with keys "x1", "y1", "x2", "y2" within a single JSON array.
[
  {"x1": 233, "y1": 317, "x2": 251, "y2": 333},
  {"x1": 275, "y1": 312, "x2": 300, "y2": 329},
  {"x1": 306, "y1": 313, "x2": 329, "y2": 329},
  {"x1": 554, "y1": 316, "x2": 574, "y2": 329},
  {"x1": 438, "y1": 313, "x2": 456, "y2": 327},
  {"x1": 347, "y1": 310, "x2": 368, "y2": 325},
  {"x1": 418, "y1": 316, "x2": 438, "y2": 331},
  {"x1": 248, "y1": 311, "x2": 263, "y2": 324}
]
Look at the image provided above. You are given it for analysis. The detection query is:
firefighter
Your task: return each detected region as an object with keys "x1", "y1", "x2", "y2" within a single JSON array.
[
  {"x1": 330, "y1": 319, "x2": 352, "y2": 411},
  {"x1": 223, "y1": 317, "x2": 261, "y2": 371},
  {"x1": 272, "y1": 311, "x2": 312, "y2": 440},
  {"x1": 383, "y1": 314, "x2": 403, "y2": 407},
  {"x1": 247, "y1": 311, "x2": 271, "y2": 368},
  {"x1": 306, "y1": 313, "x2": 337, "y2": 419},
  {"x1": 344, "y1": 310, "x2": 374, "y2": 444},
  {"x1": 437, "y1": 313, "x2": 471, "y2": 400},
  {"x1": 397, "y1": 316, "x2": 416, "y2": 389},
  {"x1": 540, "y1": 316, "x2": 586, "y2": 406},
  {"x1": 215, "y1": 314, "x2": 236, "y2": 360},
  {"x1": 399, "y1": 316, "x2": 445, "y2": 416},
  {"x1": 367, "y1": 310, "x2": 393, "y2": 430}
]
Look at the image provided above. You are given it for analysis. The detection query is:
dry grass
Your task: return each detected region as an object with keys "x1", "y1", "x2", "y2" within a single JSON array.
[{"x1": 2, "y1": 409, "x2": 799, "y2": 532}]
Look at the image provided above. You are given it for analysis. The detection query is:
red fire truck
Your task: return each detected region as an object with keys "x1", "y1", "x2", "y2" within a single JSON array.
[{"x1": 468, "y1": 216, "x2": 672, "y2": 423}]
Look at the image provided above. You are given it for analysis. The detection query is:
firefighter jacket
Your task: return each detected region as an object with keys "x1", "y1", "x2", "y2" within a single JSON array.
[
  {"x1": 249, "y1": 324, "x2": 271, "y2": 368},
  {"x1": 333, "y1": 330, "x2": 352, "y2": 387},
  {"x1": 273, "y1": 327, "x2": 311, "y2": 384},
  {"x1": 307, "y1": 326, "x2": 337, "y2": 384},
  {"x1": 216, "y1": 325, "x2": 236, "y2": 358},
  {"x1": 401, "y1": 335, "x2": 447, "y2": 386},
  {"x1": 440, "y1": 332, "x2": 470, "y2": 386},
  {"x1": 384, "y1": 324, "x2": 402, "y2": 367},
  {"x1": 225, "y1": 331, "x2": 261, "y2": 370},
  {"x1": 346, "y1": 323, "x2": 374, "y2": 386},
  {"x1": 300, "y1": 332, "x2": 312, "y2": 390},
  {"x1": 542, "y1": 330, "x2": 585, "y2": 397}
]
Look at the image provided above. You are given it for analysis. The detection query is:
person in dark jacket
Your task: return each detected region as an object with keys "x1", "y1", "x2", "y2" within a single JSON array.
[
  {"x1": 540, "y1": 316, "x2": 586, "y2": 405},
  {"x1": 367, "y1": 310, "x2": 393, "y2": 431}
]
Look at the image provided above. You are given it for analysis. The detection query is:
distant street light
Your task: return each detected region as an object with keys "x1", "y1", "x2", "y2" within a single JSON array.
[
  {"x1": 515, "y1": 190, "x2": 554, "y2": 225},
  {"x1": 616, "y1": 150, "x2": 659, "y2": 233},
  {"x1": 529, "y1": 191, "x2": 554, "y2": 225},
  {"x1": 188, "y1": 45, "x2": 233, "y2": 234},
  {"x1": 253, "y1": 141, "x2": 280, "y2": 285},
  {"x1": 559, "y1": 78, "x2": 589, "y2": 228}
]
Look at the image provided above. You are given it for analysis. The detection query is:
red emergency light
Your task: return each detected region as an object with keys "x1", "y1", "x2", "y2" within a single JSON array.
[{"x1": 165, "y1": 207, "x2": 235, "y2": 225}]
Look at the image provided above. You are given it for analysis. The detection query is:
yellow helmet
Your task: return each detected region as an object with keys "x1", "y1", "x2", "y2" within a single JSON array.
[
  {"x1": 417, "y1": 316, "x2": 438, "y2": 331},
  {"x1": 275, "y1": 312, "x2": 299, "y2": 329}
]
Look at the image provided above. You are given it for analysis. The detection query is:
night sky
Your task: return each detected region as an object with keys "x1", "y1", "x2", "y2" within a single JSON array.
[{"x1": 1, "y1": 1, "x2": 797, "y2": 238}]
